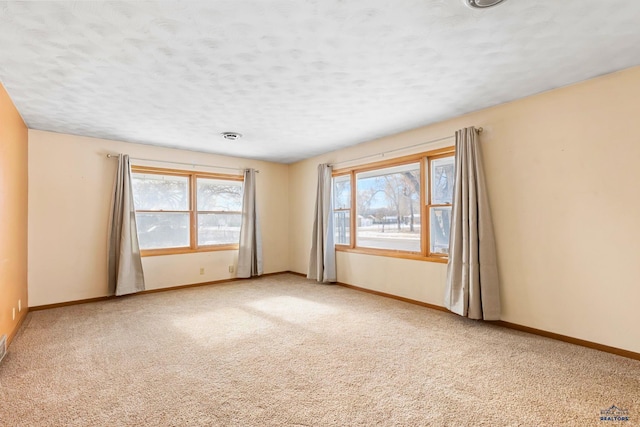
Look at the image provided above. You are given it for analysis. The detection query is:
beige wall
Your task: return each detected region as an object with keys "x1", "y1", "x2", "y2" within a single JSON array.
[
  {"x1": 0, "y1": 83, "x2": 28, "y2": 344},
  {"x1": 289, "y1": 66, "x2": 640, "y2": 354},
  {"x1": 28, "y1": 130, "x2": 290, "y2": 307}
]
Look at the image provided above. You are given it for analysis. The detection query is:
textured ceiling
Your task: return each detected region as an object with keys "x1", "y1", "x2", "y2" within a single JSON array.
[{"x1": 1, "y1": 1, "x2": 640, "y2": 163}]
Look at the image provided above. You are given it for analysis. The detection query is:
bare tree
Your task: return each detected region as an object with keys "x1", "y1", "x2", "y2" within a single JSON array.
[
  {"x1": 132, "y1": 177, "x2": 188, "y2": 210},
  {"x1": 382, "y1": 175, "x2": 404, "y2": 230},
  {"x1": 357, "y1": 186, "x2": 383, "y2": 218},
  {"x1": 381, "y1": 172, "x2": 419, "y2": 231},
  {"x1": 333, "y1": 179, "x2": 350, "y2": 209},
  {"x1": 402, "y1": 171, "x2": 420, "y2": 231},
  {"x1": 198, "y1": 182, "x2": 243, "y2": 211}
]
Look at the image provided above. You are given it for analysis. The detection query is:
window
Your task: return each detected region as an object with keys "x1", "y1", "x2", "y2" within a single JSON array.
[
  {"x1": 428, "y1": 155, "x2": 455, "y2": 256},
  {"x1": 196, "y1": 178, "x2": 243, "y2": 246},
  {"x1": 332, "y1": 148, "x2": 454, "y2": 262},
  {"x1": 356, "y1": 163, "x2": 421, "y2": 252},
  {"x1": 333, "y1": 174, "x2": 351, "y2": 245},
  {"x1": 131, "y1": 166, "x2": 243, "y2": 256}
]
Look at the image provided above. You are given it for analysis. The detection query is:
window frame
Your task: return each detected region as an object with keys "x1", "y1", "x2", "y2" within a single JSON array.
[
  {"x1": 332, "y1": 147, "x2": 454, "y2": 263},
  {"x1": 131, "y1": 165, "x2": 244, "y2": 257}
]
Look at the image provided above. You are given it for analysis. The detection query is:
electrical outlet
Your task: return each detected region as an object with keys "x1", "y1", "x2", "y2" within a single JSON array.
[
  {"x1": 199, "y1": 267, "x2": 205, "y2": 275},
  {"x1": 18, "y1": 299, "x2": 21, "y2": 312},
  {"x1": 229, "y1": 265, "x2": 234, "y2": 273},
  {"x1": 12, "y1": 307, "x2": 15, "y2": 321}
]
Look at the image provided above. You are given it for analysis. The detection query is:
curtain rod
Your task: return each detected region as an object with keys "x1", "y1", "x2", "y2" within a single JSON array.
[
  {"x1": 330, "y1": 127, "x2": 483, "y2": 168},
  {"x1": 106, "y1": 154, "x2": 259, "y2": 173}
]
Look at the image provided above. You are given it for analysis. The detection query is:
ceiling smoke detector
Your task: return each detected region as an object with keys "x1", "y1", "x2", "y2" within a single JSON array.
[
  {"x1": 464, "y1": 0, "x2": 508, "y2": 9},
  {"x1": 221, "y1": 132, "x2": 243, "y2": 141}
]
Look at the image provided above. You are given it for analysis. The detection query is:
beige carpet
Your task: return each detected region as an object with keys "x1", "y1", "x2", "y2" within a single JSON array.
[{"x1": 0, "y1": 274, "x2": 638, "y2": 426}]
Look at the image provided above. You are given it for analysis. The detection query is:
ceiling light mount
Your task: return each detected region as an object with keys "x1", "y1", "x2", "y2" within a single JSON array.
[
  {"x1": 464, "y1": 0, "x2": 508, "y2": 9},
  {"x1": 221, "y1": 132, "x2": 243, "y2": 141}
]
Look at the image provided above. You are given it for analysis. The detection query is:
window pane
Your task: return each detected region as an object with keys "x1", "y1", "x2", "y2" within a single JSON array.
[
  {"x1": 431, "y1": 156, "x2": 455, "y2": 205},
  {"x1": 430, "y1": 206, "x2": 451, "y2": 255},
  {"x1": 356, "y1": 163, "x2": 421, "y2": 252},
  {"x1": 333, "y1": 175, "x2": 351, "y2": 209},
  {"x1": 334, "y1": 211, "x2": 350, "y2": 245},
  {"x1": 136, "y1": 212, "x2": 190, "y2": 249},
  {"x1": 198, "y1": 213, "x2": 241, "y2": 246},
  {"x1": 197, "y1": 178, "x2": 243, "y2": 211},
  {"x1": 132, "y1": 174, "x2": 189, "y2": 211}
]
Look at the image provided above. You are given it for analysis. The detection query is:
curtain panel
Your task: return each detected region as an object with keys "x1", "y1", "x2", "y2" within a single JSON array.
[
  {"x1": 444, "y1": 127, "x2": 501, "y2": 320},
  {"x1": 107, "y1": 154, "x2": 145, "y2": 296},
  {"x1": 308, "y1": 163, "x2": 337, "y2": 283},
  {"x1": 237, "y1": 168, "x2": 263, "y2": 278}
]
